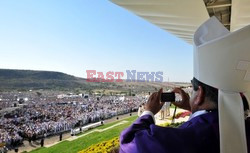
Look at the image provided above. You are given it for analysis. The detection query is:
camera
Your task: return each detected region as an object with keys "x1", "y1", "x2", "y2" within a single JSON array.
[{"x1": 161, "y1": 92, "x2": 175, "y2": 102}]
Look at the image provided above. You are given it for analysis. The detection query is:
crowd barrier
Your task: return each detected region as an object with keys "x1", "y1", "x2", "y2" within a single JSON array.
[{"x1": 71, "y1": 121, "x2": 104, "y2": 136}]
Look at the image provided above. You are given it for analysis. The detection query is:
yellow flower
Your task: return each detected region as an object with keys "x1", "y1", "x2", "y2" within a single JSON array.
[{"x1": 78, "y1": 137, "x2": 120, "y2": 153}]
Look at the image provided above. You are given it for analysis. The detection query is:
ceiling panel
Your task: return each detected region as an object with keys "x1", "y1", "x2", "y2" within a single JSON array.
[{"x1": 231, "y1": 0, "x2": 250, "y2": 31}]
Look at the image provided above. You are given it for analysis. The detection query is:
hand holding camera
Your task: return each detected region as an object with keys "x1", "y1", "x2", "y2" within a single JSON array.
[
  {"x1": 145, "y1": 88, "x2": 164, "y2": 115},
  {"x1": 145, "y1": 88, "x2": 191, "y2": 115},
  {"x1": 171, "y1": 88, "x2": 191, "y2": 111}
]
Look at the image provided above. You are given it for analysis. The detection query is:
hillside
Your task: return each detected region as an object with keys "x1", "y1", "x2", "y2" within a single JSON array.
[
  {"x1": 0, "y1": 69, "x2": 100, "y2": 91},
  {"x1": 0, "y1": 69, "x2": 190, "y2": 92}
]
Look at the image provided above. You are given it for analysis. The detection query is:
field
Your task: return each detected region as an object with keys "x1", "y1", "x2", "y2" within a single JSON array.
[{"x1": 29, "y1": 116, "x2": 138, "y2": 153}]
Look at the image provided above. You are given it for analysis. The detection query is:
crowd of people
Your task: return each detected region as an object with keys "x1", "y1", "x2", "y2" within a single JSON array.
[{"x1": 0, "y1": 93, "x2": 146, "y2": 149}]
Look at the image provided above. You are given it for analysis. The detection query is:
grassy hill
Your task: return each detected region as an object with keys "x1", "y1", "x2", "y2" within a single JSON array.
[
  {"x1": 0, "y1": 69, "x2": 190, "y2": 92},
  {"x1": 0, "y1": 69, "x2": 108, "y2": 91}
]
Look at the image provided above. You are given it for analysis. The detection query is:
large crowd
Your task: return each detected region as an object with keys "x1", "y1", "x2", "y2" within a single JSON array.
[{"x1": 0, "y1": 93, "x2": 146, "y2": 149}]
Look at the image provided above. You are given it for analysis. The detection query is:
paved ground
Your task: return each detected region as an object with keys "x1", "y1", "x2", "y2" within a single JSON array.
[{"x1": 8, "y1": 108, "x2": 189, "y2": 153}]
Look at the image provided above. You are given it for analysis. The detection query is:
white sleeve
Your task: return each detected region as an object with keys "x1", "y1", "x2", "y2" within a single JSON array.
[{"x1": 140, "y1": 111, "x2": 155, "y2": 123}]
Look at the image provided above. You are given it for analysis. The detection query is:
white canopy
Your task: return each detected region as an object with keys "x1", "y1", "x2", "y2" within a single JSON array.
[{"x1": 110, "y1": 0, "x2": 250, "y2": 44}]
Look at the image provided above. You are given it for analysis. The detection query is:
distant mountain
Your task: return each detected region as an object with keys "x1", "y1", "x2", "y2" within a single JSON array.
[
  {"x1": 0, "y1": 69, "x2": 101, "y2": 91},
  {"x1": 0, "y1": 69, "x2": 75, "y2": 80},
  {"x1": 0, "y1": 69, "x2": 190, "y2": 92}
]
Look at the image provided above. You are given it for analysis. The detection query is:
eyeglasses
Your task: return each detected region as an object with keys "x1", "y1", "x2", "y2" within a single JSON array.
[{"x1": 191, "y1": 79, "x2": 198, "y2": 91}]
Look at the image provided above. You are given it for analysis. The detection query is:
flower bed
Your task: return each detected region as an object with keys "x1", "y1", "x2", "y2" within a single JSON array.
[
  {"x1": 158, "y1": 121, "x2": 185, "y2": 127},
  {"x1": 78, "y1": 137, "x2": 119, "y2": 153},
  {"x1": 174, "y1": 111, "x2": 191, "y2": 119}
]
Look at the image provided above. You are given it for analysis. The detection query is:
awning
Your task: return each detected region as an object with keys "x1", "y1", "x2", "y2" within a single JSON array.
[{"x1": 110, "y1": 0, "x2": 250, "y2": 44}]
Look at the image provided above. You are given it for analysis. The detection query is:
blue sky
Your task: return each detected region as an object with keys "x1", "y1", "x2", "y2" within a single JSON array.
[{"x1": 0, "y1": 0, "x2": 193, "y2": 82}]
